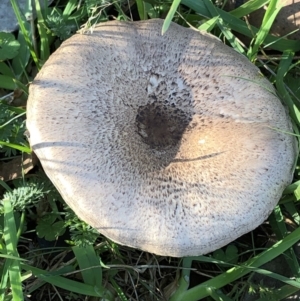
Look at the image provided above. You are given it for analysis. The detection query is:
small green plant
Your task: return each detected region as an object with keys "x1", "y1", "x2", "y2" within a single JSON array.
[
  {"x1": 64, "y1": 207, "x2": 99, "y2": 247},
  {"x1": 0, "y1": 32, "x2": 20, "y2": 61},
  {"x1": 0, "y1": 102, "x2": 28, "y2": 156}
]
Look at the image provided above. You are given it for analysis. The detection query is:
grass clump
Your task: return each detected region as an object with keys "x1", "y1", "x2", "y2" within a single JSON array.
[{"x1": 0, "y1": 0, "x2": 300, "y2": 300}]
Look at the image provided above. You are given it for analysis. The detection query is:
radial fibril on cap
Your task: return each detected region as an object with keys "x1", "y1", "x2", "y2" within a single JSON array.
[{"x1": 26, "y1": 19, "x2": 297, "y2": 257}]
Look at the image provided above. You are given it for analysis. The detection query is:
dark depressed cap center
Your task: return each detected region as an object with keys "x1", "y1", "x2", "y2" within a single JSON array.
[{"x1": 135, "y1": 99, "x2": 193, "y2": 149}]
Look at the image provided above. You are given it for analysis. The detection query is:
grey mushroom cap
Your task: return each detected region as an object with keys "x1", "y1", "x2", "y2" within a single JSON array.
[{"x1": 27, "y1": 19, "x2": 297, "y2": 257}]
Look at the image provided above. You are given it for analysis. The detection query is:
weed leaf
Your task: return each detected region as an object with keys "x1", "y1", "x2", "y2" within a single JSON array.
[{"x1": 0, "y1": 32, "x2": 20, "y2": 60}]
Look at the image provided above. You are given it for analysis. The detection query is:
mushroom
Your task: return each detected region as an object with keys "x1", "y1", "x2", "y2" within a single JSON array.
[{"x1": 26, "y1": 19, "x2": 297, "y2": 257}]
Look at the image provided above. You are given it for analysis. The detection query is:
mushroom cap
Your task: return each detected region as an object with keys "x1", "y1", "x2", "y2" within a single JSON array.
[{"x1": 27, "y1": 19, "x2": 296, "y2": 257}]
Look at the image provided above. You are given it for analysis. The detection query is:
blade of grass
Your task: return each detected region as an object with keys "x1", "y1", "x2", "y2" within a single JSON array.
[
  {"x1": 72, "y1": 245, "x2": 102, "y2": 288},
  {"x1": 283, "y1": 180, "x2": 300, "y2": 195},
  {"x1": 0, "y1": 254, "x2": 27, "y2": 261},
  {"x1": 170, "y1": 225, "x2": 300, "y2": 301},
  {"x1": 264, "y1": 29, "x2": 300, "y2": 49},
  {"x1": 276, "y1": 51, "x2": 300, "y2": 124},
  {"x1": 248, "y1": 0, "x2": 282, "y2": 61},
  {"x1": 284, "y1": 202, "x2": 300, "y2": 225},
  {"x1": 110, "y1": 277, "x2": 128, "y2": 301},
  {"x1": 24, "y1": 265, "x2": 74, "y2": 295},
  {"x1": 0, "y1": 105, "x2": 26, "y2": 114},
  {"x1": 207, "y1": 287, "x2": 233, "y2": 301},
  {"x1": 35, "y1": 0, "x2": 50, "y2": 62},
  {"x1": 0, "y1": 101, "x2": 26, "y2": 114},
  {"x1": 12, "y1": 78, "x2": 29, "y2": 95},
  {"x1": 0, "y1": 260, "x2": 10, "y2": 301},
  {"x1": 198, "y1": 15, "x2": 219, "y2": 32},
  {"x1": 202, "y1": 0, "x2": 246, "y2": 56},
  {"x1": 269, "y1": 206, "x2": 300, "y2": 279},
  {"x1": 10, "y1": 0, "x2": 40, "y2": 70},
  {"x1": 218, "y1": 19, "x2": 246, "y2": 56},
  {"x1": 269, "y1": 206, "x2": 288, "y2": 238},
  {"x1": 0, "y1": 179, "x2": 12, "y2": 192},
  {"x1": 162, "y1": 0, "x2": 181, "y2": 35},
  {"x1": 294, "y1": 187, "x2": 300, "y2": 201},
  {"x1": 0, "y1": 112, "x2": 26, "y2": 129},
  {"x1": 256, "y1": 284, "x2": 300, "y2": 300},
  {"x1": 0, "y1": 141, "x2": 31, "y2": 153},
  {"x1": 63, "y1": 0, "x2": 78, "y2": 18},
  {"x1": 3, "y1": 199, "x2": 23, "y2": 301},
  {"x1": 136, "y1": 0, "x2": 147, "y2": 20},
  {"x1": 252, "y1": 267, "x2": 300, "y2": 287},
  {"x1": 181, "y1": 0, "x2": 300, "y2": 52},
  {"x1": 20, "y1": 263, "x2": 114, "y2": 299},
  {"x1": 229, "y1": 0, "x2": 270, "y2": 18},
  {"x1": 12, "y1": 27, "x2": 32, "y2": 79}
]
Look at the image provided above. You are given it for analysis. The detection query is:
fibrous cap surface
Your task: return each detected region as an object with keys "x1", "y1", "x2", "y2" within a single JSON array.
[{"x1": 27, "y1": 19, "x2": 297, "y2": 257}]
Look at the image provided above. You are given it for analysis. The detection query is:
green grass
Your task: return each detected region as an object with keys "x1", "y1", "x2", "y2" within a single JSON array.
[{"x1": 0, "y1": 0, "x2": 300, "y2": 300}]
